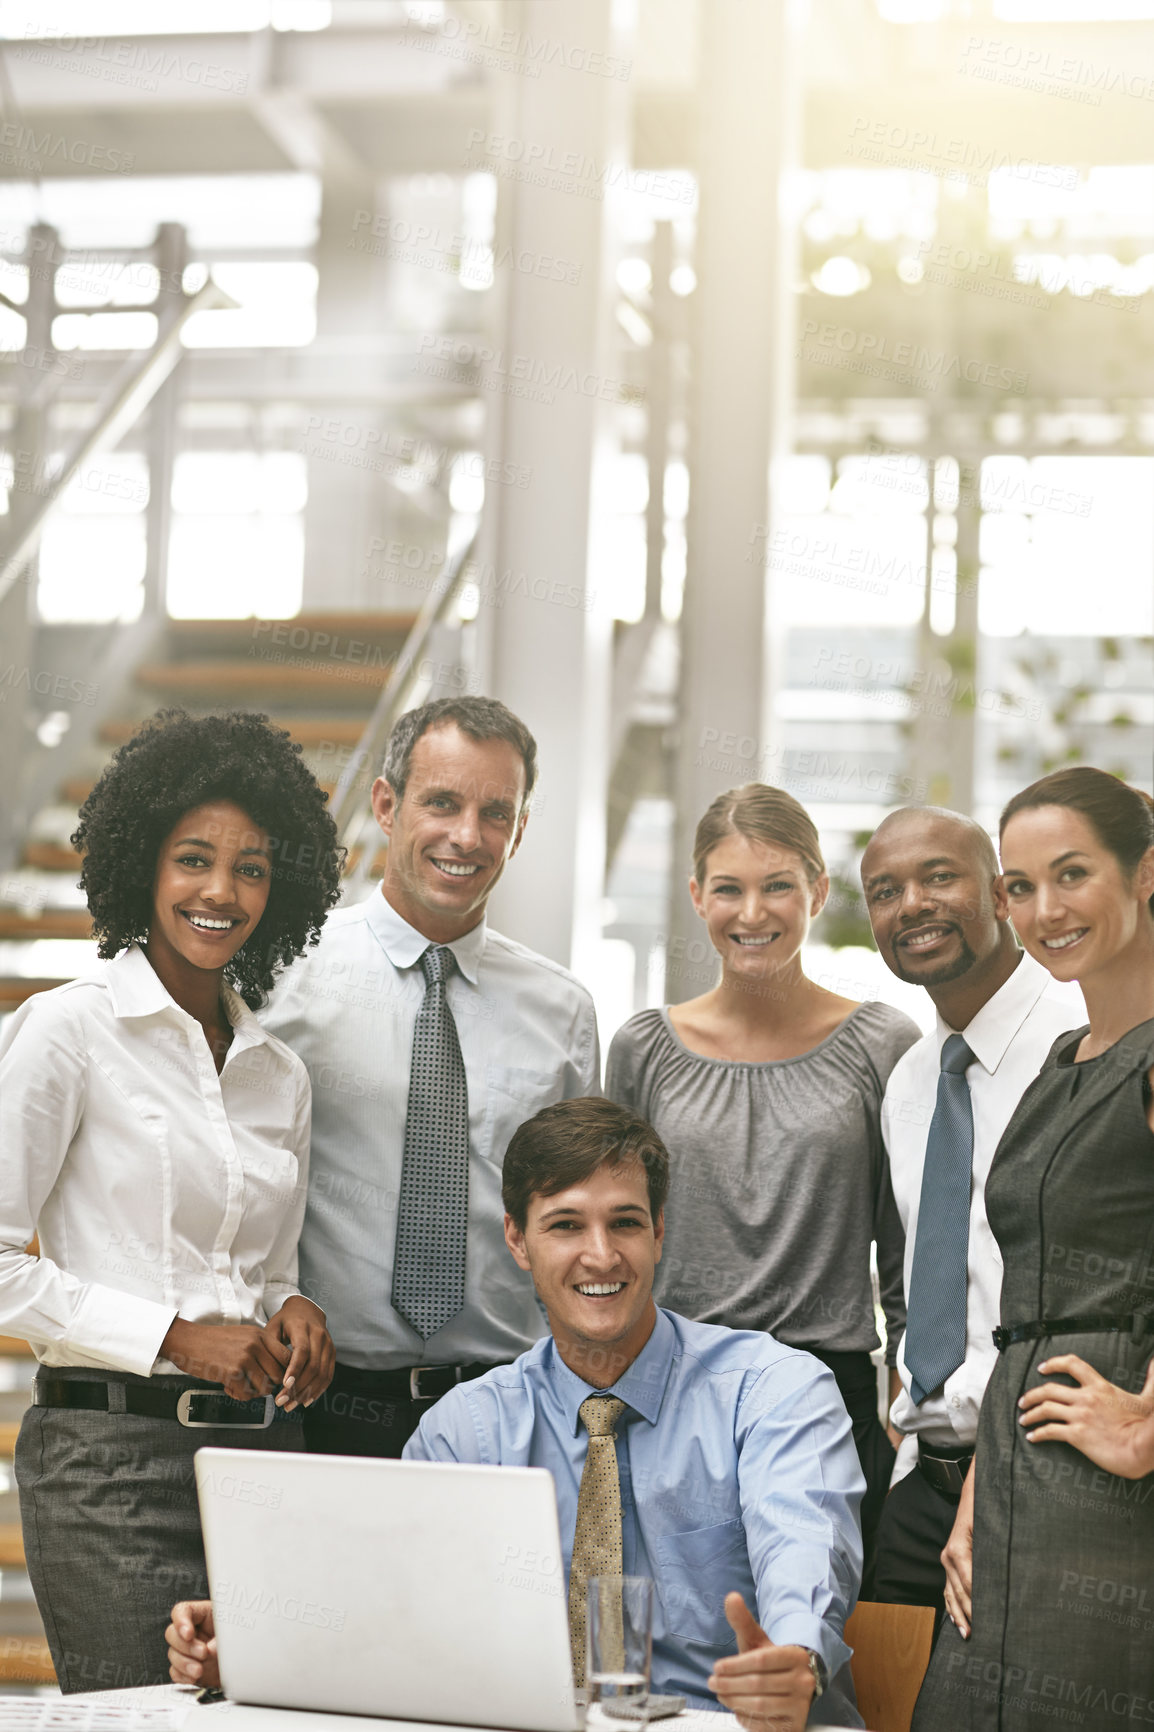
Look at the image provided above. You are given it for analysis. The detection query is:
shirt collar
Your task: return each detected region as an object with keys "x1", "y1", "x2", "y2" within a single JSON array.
[
  {"x1": 362, "y1": 886, "x2": 486, "y2": 986},
  {"x1": 935, "y1": 948, "x2": 1051, "y2": 1076},
  {"x1": 550, "y1": 1306, "x2": 676, "y2": 1435},
  {"x1": 100, "y1": 943, "x2": 270, "y2": 1052}
]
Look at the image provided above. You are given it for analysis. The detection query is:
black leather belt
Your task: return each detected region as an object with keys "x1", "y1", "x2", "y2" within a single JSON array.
[
  {"x1": 993, "y1": 1313, "x2": 1153, "y2": 1352},
  {"x1": 332, "y1": 1361, "x2": 508, "y2": 1402},
  {"x1": 916, "y1": 1438, "x2": 974, "y2": 1500},
  {"x1": 33, "y1": 1377, "x2": 286, "y2": 1429}
]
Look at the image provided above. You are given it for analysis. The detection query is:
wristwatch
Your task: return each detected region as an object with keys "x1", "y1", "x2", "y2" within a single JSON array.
[{"x1": 801, "y1": 1648, "x2": 829, "y2": 1700}]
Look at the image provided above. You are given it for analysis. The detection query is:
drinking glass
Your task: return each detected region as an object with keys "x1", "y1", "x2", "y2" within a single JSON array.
[{"x1": 585, "y1": 1574, "x2": 654, "y2": 1730}]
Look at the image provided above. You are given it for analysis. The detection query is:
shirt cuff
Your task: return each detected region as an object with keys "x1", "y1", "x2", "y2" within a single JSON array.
[
  {"x1": 69, "y1": 1287, "x2": 178, "y2": 1378},
  {"x1": 263, "y1": 1284, "x2": 314, "y2": 1321},
  {"x1": 764, "y1": 1614, "x2": 850, "y2": 1679},
  {"x1": 268, "y1": 1290, "x2": 325, "y2": 1324}
]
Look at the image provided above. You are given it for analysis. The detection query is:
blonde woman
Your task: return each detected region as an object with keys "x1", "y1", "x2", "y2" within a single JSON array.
[{"x1": 607, "y1": 784, "x2": 920, "y2": 1571}]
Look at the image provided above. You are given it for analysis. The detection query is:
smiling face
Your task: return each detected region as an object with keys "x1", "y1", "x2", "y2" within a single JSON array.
[
  {"x1": 1000, "y1": 805, "x2": 1154, "y2": 987},
  {"x1": 861, "y1": 812, "x2": 1008, "y2": 987},
  {"x1": 690, "y1": 831, "x2": 826, "y2": 983},
  {"x1": 504, "y1": 1160, "x2": 663, "y2": 1388},
  {"x1": 146, "y1": 799, "x2": 271, "y2": 995},
  {"x1": 371, "y1": 722, "x2": 528, "y2": 943}
]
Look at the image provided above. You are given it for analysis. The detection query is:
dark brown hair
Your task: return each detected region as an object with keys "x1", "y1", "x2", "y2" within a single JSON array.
[
  {"x1": 502, "y1": 1098, "x2": 670, "y2": 1231},
  {"x1": 1000, "y1": 766, "x2": 1154, "y2": 914},
  {"x1": 692, "y1": 783, "x2": 824, "y2": 887},
  {"x1": 383, "y1": 697, "x2": 537, "y2": 803}
]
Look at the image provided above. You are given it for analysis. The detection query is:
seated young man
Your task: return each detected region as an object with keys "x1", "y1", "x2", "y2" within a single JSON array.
[{"x1": 167, "y1": 1098, "x2": 865, "y2": 1731}]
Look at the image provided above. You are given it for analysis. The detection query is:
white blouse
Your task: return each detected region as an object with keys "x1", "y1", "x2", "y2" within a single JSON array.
[{"x1": 0, "y1": 944, "x2": 312, "y2": 1377}]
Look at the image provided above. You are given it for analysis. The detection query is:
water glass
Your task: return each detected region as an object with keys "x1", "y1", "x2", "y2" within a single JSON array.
[{"x1": 586, "y1": 1574, "x2": 654, "y2": 1730}]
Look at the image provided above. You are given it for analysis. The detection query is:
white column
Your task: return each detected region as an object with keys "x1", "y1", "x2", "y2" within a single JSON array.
[
  {"x1": 666, "y1": 0, "x2": 800, "y2": 998},
  {"x1": 477, "y1": 0, "x2": 628, "y2": 972},
  {"x1": 301, "y1": 157, "x2": 398, "y2": 612}
]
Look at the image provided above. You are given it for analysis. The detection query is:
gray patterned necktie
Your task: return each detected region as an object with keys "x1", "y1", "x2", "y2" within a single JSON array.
[
  {"x1": 905, "y1": 1032, "x2": 976, "y2": 1405},
  {"x1": 391, "y1": 944, "x2": 469, "y2": 1341}
]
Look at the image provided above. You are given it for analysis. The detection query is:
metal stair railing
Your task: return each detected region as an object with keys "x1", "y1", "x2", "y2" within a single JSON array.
[{"x1": 329, "y1": 529, "x2": 478, "y2": 895}]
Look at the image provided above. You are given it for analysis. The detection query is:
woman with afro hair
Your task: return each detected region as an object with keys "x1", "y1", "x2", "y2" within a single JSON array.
[{"x1": 0, "y1": 709, "x2": 343, "y2": 1691}]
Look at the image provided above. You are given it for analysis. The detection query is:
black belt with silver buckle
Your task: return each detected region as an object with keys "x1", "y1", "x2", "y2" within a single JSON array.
[
  {"x1": 333, "y1": 1361, "x2": 508, "y2": 1403},
  {"x1": 33, "y1": 1377, "x2": 280, "y2": 1429},
  {"x1": 916, "y1": 1439, "x2": 974, "y2": 1500},
  {"x1": 992, "y1": 1313, "x2": 1153, "y2": 1352}
]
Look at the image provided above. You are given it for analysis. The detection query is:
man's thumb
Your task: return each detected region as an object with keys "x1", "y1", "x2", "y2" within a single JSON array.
[{"x1": 724, "y1": 1591, "x2": 771, "y2": 1653}]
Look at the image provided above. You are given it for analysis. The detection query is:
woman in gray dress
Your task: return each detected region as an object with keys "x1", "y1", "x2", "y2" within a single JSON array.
[
  {"x1": 915, "y1": 766, "x2": 1154, "y2": 1731},
  {"x1": 606, "y1": 784, "x2": 920, "y2": 1573}
]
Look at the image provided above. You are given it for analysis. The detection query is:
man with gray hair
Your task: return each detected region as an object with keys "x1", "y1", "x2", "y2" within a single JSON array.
[
  {"x1": 263, "y1": 696, "x2": 599, "y2": 1457},
  {"x1": 859, "y1": 806, "x2": 1083, "y2": 1627}
]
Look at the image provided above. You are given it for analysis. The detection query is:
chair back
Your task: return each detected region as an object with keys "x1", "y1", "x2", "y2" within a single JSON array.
[{"x1": 843, "y1": 1600, "x2": 935, "y2": 1732}]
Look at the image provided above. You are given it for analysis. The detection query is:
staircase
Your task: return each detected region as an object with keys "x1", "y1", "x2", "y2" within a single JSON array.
[
  {"x1": 2, "y1": 610, "x2": 420, "y2": 1008},
  {"x1": 0, "y1": 609, "x2": 419, "y2": 1687}
]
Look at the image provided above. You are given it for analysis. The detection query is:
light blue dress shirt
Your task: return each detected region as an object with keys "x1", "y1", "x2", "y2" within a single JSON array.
[
  {"x1": 261, "y1": 889, "x2": 599, "y2": 1369},
  {"x1": 405, "y1": 1308, "x2": 865, "y2": 1725}
]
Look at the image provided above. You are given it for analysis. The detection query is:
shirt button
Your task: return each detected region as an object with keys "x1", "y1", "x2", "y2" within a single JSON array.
[{"x1": 951, "y1": 1397, "x2": 961, "y2": 1409}]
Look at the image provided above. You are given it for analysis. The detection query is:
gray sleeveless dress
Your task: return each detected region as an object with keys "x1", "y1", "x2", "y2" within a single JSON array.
[{"x1": 913, "y1": 1018, "x2": 1154, "y2": 1732}]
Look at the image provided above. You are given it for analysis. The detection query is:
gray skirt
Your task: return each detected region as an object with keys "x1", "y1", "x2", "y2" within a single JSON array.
[{"x1": 15, "y1": 1370, "x2": 304, "y2": 1694}]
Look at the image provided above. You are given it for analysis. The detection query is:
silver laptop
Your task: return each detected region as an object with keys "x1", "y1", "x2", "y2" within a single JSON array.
[{"x1": 195, "y1": 1449, "x2": 579, "y2": 1731}]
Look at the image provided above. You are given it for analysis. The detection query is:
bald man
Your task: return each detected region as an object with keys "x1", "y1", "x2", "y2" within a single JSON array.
[{"x1": 859, "y1": 808, "x2": 1084, "y2": 1620}]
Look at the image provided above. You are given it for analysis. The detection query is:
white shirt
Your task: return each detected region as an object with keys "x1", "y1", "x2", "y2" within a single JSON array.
[
  {"x1": 0, "y1": 944, "x2": 311, "y2": 1378},
  {"x1": 262, "y1": 888, "x2": 600, "y2": 1370},
  {"x1": 881, "y1": 950, "x2": 1085, "y2": 1471}
]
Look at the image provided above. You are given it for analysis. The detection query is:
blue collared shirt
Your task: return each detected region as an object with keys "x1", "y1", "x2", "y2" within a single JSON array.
[
  {"x1": 405, "y1": 1308, "x2": 864, "y2": 1725},
  {"x1": 262, "y1": 889, "x2": 599, "y2": 1368}
]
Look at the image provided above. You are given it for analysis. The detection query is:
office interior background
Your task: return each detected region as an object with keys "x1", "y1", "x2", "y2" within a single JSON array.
[{"x1": 0, "y1": 0, "x2": 1152, "y2": 1682}]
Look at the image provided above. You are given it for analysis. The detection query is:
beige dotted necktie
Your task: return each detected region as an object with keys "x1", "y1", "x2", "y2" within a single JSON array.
[{"x1": 568, "y1": 1395, "x2": 627, "y2": 1687}]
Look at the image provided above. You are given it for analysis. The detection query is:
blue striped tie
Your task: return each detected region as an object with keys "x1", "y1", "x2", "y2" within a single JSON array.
[{"x1": 905, "y1": 1033, "x2": 976, "y2": 1406}]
